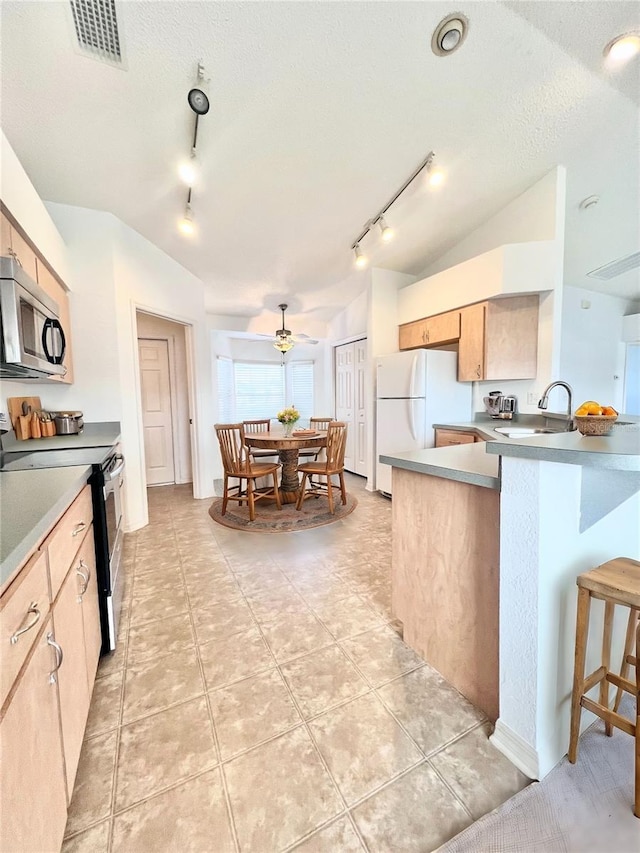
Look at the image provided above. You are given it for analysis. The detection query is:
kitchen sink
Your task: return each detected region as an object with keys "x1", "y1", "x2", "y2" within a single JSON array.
[{"x1": 493, "y1": 426, "x2": 572, "y2": 438}]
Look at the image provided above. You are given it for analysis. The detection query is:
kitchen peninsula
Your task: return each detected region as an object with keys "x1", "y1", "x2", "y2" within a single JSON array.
[{"x1": 382, "y1": 418, "x2": 640, "y2": 779}]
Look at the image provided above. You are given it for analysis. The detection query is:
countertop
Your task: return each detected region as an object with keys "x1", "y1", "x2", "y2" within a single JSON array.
[
  {"x1": 0, "y1": 465, "x2": 92, "y2": 591},
  {"x1": 1, "y1": 421, "x2": 121, "y2": 453},
  {"x1": 380, "y1": 443, "x2": 500, "y2": 490}
]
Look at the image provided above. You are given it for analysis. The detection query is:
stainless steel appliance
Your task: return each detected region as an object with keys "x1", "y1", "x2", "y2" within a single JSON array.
[
  {"x1": 483, "y1": 391, "x2": 518, "y2": 419},
  {"x1": 53, "y1": 411, "x2": 84, "y2": 434},
  {"x1": 0, "y1": 257, "x2": 67, "y2": 379}
]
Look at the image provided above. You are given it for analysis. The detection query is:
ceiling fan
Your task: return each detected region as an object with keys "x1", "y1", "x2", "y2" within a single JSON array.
[{"x1": 252, "y1": 304, "x2": 319, "y2": 353}]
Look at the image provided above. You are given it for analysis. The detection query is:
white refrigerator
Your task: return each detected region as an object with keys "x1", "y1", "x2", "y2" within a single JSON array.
[{"x1": 375, "y1": 350, "x2": 471, "y2": 495}]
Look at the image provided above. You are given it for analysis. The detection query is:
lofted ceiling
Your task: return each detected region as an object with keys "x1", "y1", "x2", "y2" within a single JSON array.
[{"x1": 0, "y1": 1, "x2": 638, "y2": 335}]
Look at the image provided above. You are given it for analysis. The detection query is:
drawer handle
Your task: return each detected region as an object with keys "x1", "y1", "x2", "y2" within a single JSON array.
[
  {"x1": 72, "y1": 521, "x2": 87, "y2": 537},
  {"x1": 76, "y1": 559, "x2": 91, "y2": 597},
  {"x1": 10, "y1": 603, "x2": 41, "y2": 644},
  {"x1": 47, "y1": 633, "x2": 64, "y2": 684}
]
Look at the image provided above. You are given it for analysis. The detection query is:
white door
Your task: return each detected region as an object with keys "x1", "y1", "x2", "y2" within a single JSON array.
[
  {"x1": 355, "y1": 340, "x2": 367, "y2": 476},
  {"x1": 139, "y1": 338, "x2": 175, "y2": 486},
  {"x1": 335, "y1": 342, "x2": 355, "y2": 472}
]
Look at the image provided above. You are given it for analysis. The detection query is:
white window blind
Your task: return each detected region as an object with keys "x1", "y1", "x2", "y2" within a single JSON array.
[
  {"x1": 234, "y1": 361, "x2": 285, "y2": 421},
  {"x1": 216, "y1": 356, "x2": 234, "y2": 422},
  {"x1": 289, "y1": 361, "x2": 314, "y2": 422}
]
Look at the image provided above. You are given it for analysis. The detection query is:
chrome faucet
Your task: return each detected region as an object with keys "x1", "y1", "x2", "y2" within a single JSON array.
[{"x1": 538, "y1": 381, "x2": 573, "y2": 420}]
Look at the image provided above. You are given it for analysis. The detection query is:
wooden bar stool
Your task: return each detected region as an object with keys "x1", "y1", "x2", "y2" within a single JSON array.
[{"x1": 568, "y1": 557, "x2": 640, "y2": 818}]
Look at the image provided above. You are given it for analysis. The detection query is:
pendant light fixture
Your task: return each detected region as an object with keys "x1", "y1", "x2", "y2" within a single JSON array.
[
  {"x1": 350, "y1": 150, "x2": 445, "y2": 267},
  {"x1": 273, "y1": 304, "x2": 296, "y2": 359}
]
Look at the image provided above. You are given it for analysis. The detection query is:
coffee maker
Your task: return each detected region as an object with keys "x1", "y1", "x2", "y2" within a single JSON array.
[{"x1": 483, "y1": 391, "x2": 518, "y2": 419}]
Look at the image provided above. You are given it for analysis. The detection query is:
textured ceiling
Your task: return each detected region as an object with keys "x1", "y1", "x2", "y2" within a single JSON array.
[{"x1": 0, "y1": 0, "x2": 638, "y2": 332}]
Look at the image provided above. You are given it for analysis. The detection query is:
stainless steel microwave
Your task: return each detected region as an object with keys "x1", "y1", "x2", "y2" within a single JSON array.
[{"x1": 0, "y1": 257, "x2": 67, "y2": 379}]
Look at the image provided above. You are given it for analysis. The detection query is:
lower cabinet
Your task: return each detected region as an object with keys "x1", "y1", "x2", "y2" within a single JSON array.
[
  {"x1": 434, "y1": 429, "x2": 477, "y2": 448},
  {"x1": 0, "y1": 616, "x2": 68, "y2": 853}
]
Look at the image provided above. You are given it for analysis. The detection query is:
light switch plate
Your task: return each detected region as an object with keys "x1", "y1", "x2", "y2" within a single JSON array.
[{"x1": 527, "y1": 392, "x2": 537, "y2": 405}]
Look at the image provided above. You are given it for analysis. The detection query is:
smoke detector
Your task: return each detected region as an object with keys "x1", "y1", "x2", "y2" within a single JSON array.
[
  {"x1": 432, "y1": 13, "x2": 469, "y2": 56},
  {"x1": 579, "y1": 195, "x2": 600, "y2": 210}
]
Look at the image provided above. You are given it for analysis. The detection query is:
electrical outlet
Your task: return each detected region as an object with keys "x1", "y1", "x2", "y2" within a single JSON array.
[{"x1": 527, "y1": 392, "x2": 537, "y2": 405}]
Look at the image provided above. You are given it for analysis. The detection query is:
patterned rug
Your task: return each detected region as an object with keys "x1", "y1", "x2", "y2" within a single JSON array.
[{"x1": 209, "y1": 492, "x2": 357, "y2": 532}]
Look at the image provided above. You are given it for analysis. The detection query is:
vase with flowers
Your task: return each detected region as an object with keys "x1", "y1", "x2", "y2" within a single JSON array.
[{"x1": 277, "y1": 405, "x2": 300, "y2": 437}]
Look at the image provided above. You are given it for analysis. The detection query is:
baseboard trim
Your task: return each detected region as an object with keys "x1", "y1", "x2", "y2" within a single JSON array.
[{"x1": 490, "y1": 719, "x2": 540, "y2": 780}]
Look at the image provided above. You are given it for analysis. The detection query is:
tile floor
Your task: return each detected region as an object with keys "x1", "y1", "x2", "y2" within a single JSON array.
[{"x1": 62, "y1": 475, "x2": 529, "y2": 853}]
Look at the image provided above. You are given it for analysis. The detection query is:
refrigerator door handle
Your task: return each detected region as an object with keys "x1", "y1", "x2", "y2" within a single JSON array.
[
  {"x1": 409, "y1": 354, "x2": 418, "y2": 399},
  {"x1": 408, "y1": 398, "x2": 417, "y2": 441}
]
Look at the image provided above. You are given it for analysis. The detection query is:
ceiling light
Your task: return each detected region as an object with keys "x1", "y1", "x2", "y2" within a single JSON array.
[
  {"x1": 354, "y1": 244, "x2": 368, "y2": 268},
  {"x1": 428, "y1": 168, "x2": 446, "y2": 188},
  {"x1": 273, "y1": 338, "x2": 294, "y2": 353},
  {"x1": 178, "y1": 203, "x2": 194, "y2": 235},
  {"x1": 178, "y1": 156, "x2": 199, "y2": 187},
  {"x1": 432, "y1": 14, "x2": 469, "y2": 57},
  {"x1": 378, "y1": 217, "x2": 394, "y2": 242},
  {"x1": 604, "y1": 33, "x2": 640, "y2": 65}
]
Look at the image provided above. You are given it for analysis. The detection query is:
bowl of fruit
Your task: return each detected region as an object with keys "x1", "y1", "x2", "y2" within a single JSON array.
[{"x1": 573, "y1": 401, "x2": 618, "y2": 435}]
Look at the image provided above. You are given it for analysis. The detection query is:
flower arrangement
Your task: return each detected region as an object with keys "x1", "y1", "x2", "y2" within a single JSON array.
[{"x1": 277, "y1": 406, "x2": 300, "y2": 426}]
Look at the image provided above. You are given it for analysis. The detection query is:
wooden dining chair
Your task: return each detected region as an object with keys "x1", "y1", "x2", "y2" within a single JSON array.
[
  {"x1": 215, "y1": 423, "x2": 282, "y2": 522},
  {"x1": 295, "y1": 421, "x2": 348, "y2": 514},
  {"x1": 299, "y1": 417, "x2": 335, "y2": 462},
  {"x1": 242, "y1": 419, "x2": 277, "y2": 461}
]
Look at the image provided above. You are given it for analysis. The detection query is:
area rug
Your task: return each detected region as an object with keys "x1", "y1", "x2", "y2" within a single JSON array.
[
  {"x1": 209, "y1": 493, "x2": 357, "y2": 532},
  {"x1": 440, "y1": 696, "x2": 639, "y2": 853}
]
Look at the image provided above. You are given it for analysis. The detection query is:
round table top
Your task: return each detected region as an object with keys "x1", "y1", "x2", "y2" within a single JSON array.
[{"x1": 244, "y1": 430, "x2": 327, "y2": 450}]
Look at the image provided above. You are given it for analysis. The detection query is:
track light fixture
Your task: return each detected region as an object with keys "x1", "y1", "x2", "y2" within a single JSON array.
[
  {"x1": 177, "y1": 63, "x2": 209, "y2": 235},
  {"x1": 350, "y1": 150, "x2": 444, "y2": 266}
]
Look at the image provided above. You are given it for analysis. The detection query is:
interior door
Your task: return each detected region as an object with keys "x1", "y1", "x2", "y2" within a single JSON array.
[
  {"x1": 139, "y1": 338, "x2": 175, "y2": 486},
  {"x1": 335, "y1": 342, "x2": 355, "y2": 472},
  {"x1": 355, "y1": 340, "x2": 367, "y2": 476}
]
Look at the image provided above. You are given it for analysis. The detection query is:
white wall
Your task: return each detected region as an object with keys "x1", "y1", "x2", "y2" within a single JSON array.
[
  {"x1": 136, "y1": 312, "x2": 192, "y2": 484},
  {"x1": 327, "y1": 289, "x2": 368, "y2": 342},
  {"x1": 559, "y1": 286, "x2": 632, "y2": 413}
]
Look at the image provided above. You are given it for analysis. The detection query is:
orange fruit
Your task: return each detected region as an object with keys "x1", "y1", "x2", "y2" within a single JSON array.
[
  {"x1": 575, "y1": 405, "x2": 589, "y2": 416},
  {"x1": 601, "y1": 406, "x2": 617, "y2": 416}
]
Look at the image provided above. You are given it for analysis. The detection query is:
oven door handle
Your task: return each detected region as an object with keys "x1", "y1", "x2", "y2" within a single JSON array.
[{"x1": 106, "y1": 456, "x2": 125, "y2": 481}]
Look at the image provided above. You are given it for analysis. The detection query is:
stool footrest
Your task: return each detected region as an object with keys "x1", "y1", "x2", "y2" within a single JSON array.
[
  {"x1": 582, "y1": 666, "x2": 607, "y2": 692},
  {"x1": 580, "y1": 696, "x2": 636, "y2": 737},
  {"x1": 605, "y1": 671, "x2": 635, "y2": 696},
  {"x1": 625, "y1": 654, "x2": 637, "y2": 667}
]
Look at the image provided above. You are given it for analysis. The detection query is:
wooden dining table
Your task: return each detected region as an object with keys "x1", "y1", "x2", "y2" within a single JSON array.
[{"x1": 243, "y1": 429, "x2": 327, "y2": 504}]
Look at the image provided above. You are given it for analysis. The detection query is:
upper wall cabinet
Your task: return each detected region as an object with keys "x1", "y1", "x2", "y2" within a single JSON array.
[
  {"x1": 1, "y1": 207, "x2": 74, "y2": 384},
  {"x1": 399, "y1": 295, "x2": 539, "y2": 382}
]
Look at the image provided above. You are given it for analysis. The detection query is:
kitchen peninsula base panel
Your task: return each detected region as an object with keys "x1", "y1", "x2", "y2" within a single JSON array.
[{"x1": 391, "y1": 468, "x2": 500, "y2": 721}]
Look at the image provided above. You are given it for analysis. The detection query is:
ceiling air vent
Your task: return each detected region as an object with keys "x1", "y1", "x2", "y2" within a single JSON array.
[
  {"x1": 587, "y1": 251, "x2": 640, "y2": 280},
  {"x1": 70, "y1": 0, "x2": 124, "y2": 66}
]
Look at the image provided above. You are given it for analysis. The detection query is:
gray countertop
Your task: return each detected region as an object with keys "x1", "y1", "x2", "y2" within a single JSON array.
[
  {"x1": 1, "y1": 421, "x2": 121, "y2": 453},
  {"x1": 0, "y1": 466, "x2": 92, "y2": 591},
  {"x1": 380, "y1": 443, "x2": 500, "y2": 490}
]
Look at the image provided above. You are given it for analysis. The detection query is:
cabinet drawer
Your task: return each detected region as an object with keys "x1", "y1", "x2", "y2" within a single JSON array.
[
  {"x1": 45, "y1": 485, "x2": 93, "y2": 599},
  {"x1": 434, "y1": 429, "x2": 476, "y2": 448},
  {"x1": 0, "y1": 550, "x2": 50, "y2": 708}
]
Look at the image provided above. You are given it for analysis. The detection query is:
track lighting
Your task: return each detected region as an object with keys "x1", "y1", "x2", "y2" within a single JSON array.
[
  {"x1": 178, "y1": 202, "x2": 194, "y2": 235},
  {"x1": 378, "y1": 216, "x2": 394, "y2": 242},
  {"x1": 604, "y1": 33, "x2": 640, "y2": 65},
  {"x1": 349, "y1": 150, "x2": 445, "y2": 262},
  {"x1": 354, "y1": 244, "x2": 368, "y2": 269},
  {"x1": 176, "y1": 63, "x2": 208, "y2": 235},
  {"x1": 178, "y1": 154, "x2": 199, "y2": 187}
]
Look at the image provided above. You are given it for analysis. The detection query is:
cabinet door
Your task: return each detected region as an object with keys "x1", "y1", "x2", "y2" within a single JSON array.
[
  {"x1": 78, "y1": 528, "x2": 102, "y2": 687},
  {"x1": 53, "y1": 563, "x2": 91, "y2": 800},
  {"x1": 8, "y1": 225, "x2": 38, "y2": 281},
  {"x1": 36, "y1": 259, "x2": 74, "y2": 384},
  {"x1": 434, "y1": 429, "x2": 476, "y2": 448},
  {"x1": 484, "y1": 296, "x2": 539, "y2": 381},
  {"x1": 424, "y1": 311, "x2": 460, "y2": 346},
  {"x1": 458, "y1": 303, "x2": 486, "y2": 381},
  {"x1": 0, "y1": 211, "x2": 12, "y2": 256},
  {"x1": 0, "y1": 617, "x2": 68, "y2": 853},
  {"x1": 398, "y1": 320, "x2": 426, "y2": 351}
]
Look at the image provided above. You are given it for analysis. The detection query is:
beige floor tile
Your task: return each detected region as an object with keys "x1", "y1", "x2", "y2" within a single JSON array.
[
  {"x1": 340, "y1": 624, "x2": 425, "y2": 686},
  {"x1": 115, "y1": 697, "x2": 217, "y2": 810},
  {"x1": 245, "y1": 585, "x2": 310, "y2": 623},
  {"x1": 191, "y1": 597, "x2": 256, "y2": 645},
  {"x1": 111, "y1": 769, "x2": 234, "y2": 853},
  {"x1": 96, "y1": 638, "x2": 126, "y2": 680},
  {"x1": 122, "y1": 647, "x2": 204, "y2": 723},
  {"x1": 235, "y1": 566, "x2": 292, "y2": 595},
  {"x1": 430, "y1": 722, "x2": 530, "y2": 820},
  {"x1": 377, "y1": 666, "x2": 485, "y2": 755},
  {"x1": 129, "y1": 586, "x2": 189, "y2": 625},
  {"x1": 61, "y1": 819, "x2": 110, "y2": 853},
  {"x1": 311, "y1": 595, "x2": 386, "y2": 640},
  {"x1": 85, "y1": 670, "x2": 123, "y2": 738},
  {"x1": 352, "y1": 762, "x2": 471, "y2": 852},
  {"x1": 199, "y1": 627, "x2": 275, "y2": 690},
  {"x1": 184, "y1": 574, "x2": 243, "y2": 609},
  {"x1": 65, "y1": 731, "x2": 118, "y2": 837},
  {"x1": 308, "y1": 693, "x2": 422, "y2": 805},
  {"x1": 280, "y1": 645, "x2": 369, "y2": 719},
  {"x1": 133, "y1": 553, "x2": 181, "y2": 577},
  {"x1": 292, "y1": 815, "x2": 364, "y2": 852},
  {"x1": 209, "y1": 669, "x2": 301, "y2": 759},
  {"x1": 261, "y1": 610, "x2": 334, "y2": 663},
  {"x1": 126, "y1": 612, "x2": 195, "y2": 666},
  {"x1": 224, "y1": 726, "x2": 342, "y2": 852}
]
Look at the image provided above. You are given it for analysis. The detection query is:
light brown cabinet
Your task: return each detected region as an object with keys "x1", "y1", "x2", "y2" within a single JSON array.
[
  {"x1": 0, "y1": 212, "x2": 39, "y2": 281},
  {"x1": 0, "y1": 616, "x2": 68, "y2": 853},
  {"x1": 399, "y1": 310, "x2": 461, "y2": 350},
  {"x1": 458, "y1": 296, "x2": 539, "y2": 382},
  {"x1": 434, "y1": 429, "x2": 477, "y2": 448},
  {"x1": 36, "y1": 259, "x2": 74, "y2": 385}
]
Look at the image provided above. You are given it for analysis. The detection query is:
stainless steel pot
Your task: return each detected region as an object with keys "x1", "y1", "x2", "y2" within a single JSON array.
[{"x1": 53, "y1": 411, "x2": 84, "y2": 434}]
